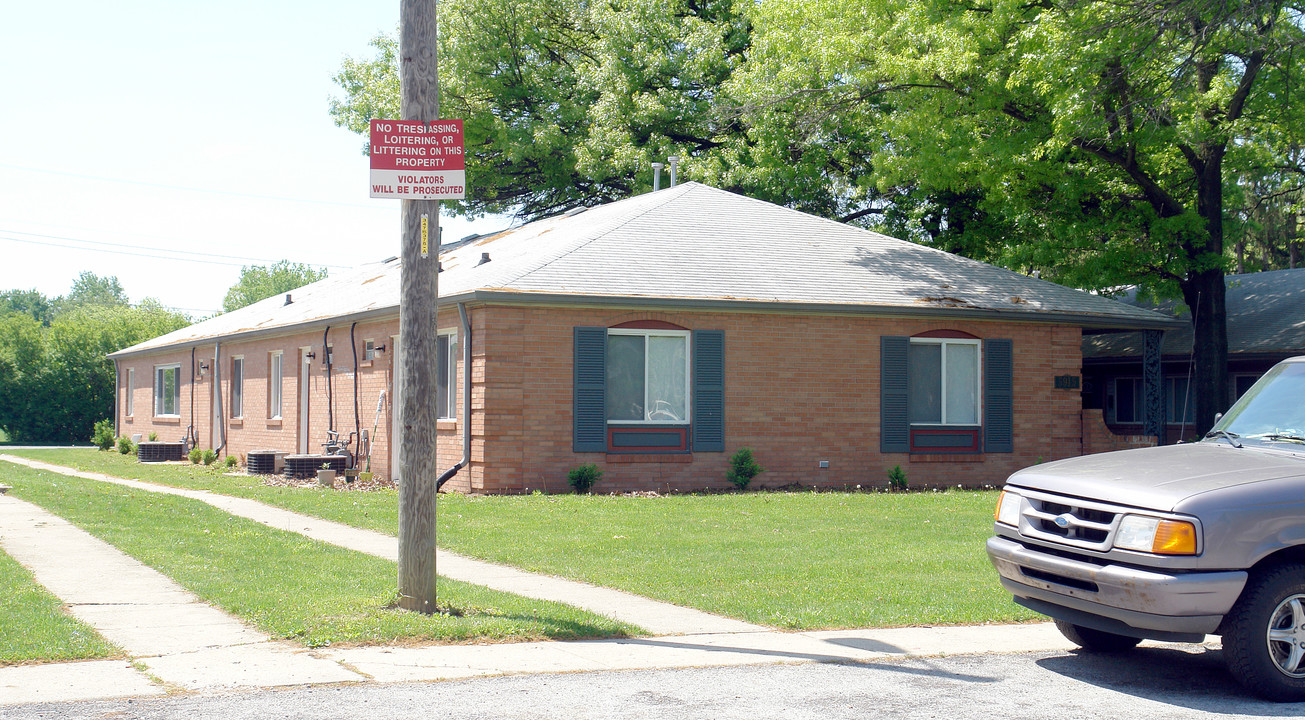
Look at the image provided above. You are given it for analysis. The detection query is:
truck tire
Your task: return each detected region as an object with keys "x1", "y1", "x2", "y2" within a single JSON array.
[
  {"x1": 1053, "y1": 619, "x2": 1142, "y2": 651},
  {"x1": 1223, "y1": 563, "x2": 1305, "y2": 702}
]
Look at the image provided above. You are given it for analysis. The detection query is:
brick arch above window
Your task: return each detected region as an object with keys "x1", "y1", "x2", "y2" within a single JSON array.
[
  {"x1": 610, "y1": 319, "x2": 689, "y2": 331},
  {"x1": 913, "y1": 329, "x2": 979, "y2": 339}
]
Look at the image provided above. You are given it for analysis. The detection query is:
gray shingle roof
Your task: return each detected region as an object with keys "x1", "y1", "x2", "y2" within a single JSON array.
[
  {"x1": 113, "y1": 182, "x2": 1176, "y2": 357},
  {"x1": 1084, "y1": 269, "x2": 1305, "y2": 359}
]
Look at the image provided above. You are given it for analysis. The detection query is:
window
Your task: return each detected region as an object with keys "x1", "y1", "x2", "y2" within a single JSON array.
[
  {"x1": 1109, "y1": 376, "x2": 1195, "y2": 425},
  {"x1": 907, "y1": 338, "x2": 980, "y2": 425},
  {"x1": 573, "y1": 327, "x2": 723, "y2": 454},
  {"x1": 364, "y1": 340, "x2": 376, "y2": 361},
  {"x1": 126, "y1": 368, "x2": 134, "y2": 417},
  {"x1": 437, "y1": 332, "x2": 457, "y2": 420},
  {"x1": 606, "y1": 329, "x2": 690, "y2": 423},
  {"x1": 880, "y1": 335, "x2": 1011, "y2": 454},
  {"x1": 154, "y1": 364, "x2": 180, "y2": 417},
  {"x1": 230, "y1": 357, "x2": 244, "y2": 418},
  {"x1": 268, "y1": 351, "x2": 282, "y2": 419}
]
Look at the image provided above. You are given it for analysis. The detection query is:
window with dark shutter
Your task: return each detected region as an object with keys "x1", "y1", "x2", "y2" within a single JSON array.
[
  {"x1": 880, "y1": 336, "x2": 910, "y2": 452},
  {"x1": 573, "y1": 327, "x2": 607, "y2": 452},
  {"x1": 692, "y1": 330, "x2": 724, "y2": 452},
  {"x1": 983, "y1": 338, "x2": 1013, "y2": 453}
]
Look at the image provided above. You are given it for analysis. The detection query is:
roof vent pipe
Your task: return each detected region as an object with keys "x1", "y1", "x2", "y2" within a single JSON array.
[
  {"x1": 651, "y1": 162, "x2": 664, "y2": 192},
  {"x1": 668, "y1": 156, "x2": 679, "y2": 187},
  {"x1": 477, "y1": 252, "x2": 491, "y2": 266},
  {"x1": 284, "y1": 294, "x2": 293, "y2": 305}
]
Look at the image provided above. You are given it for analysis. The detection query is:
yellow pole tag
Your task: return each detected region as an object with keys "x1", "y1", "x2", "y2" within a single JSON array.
[{"x1": 420, "y1": 215, "x2": 429, "y2": 258}]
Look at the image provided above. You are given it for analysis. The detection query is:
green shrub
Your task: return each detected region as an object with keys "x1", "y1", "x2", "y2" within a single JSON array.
[
  {"x1": 726, "y1": 447, "x2": 763, "y2": 490},
  {"x1": 224, "y1": 454, "x2": 239, "y2": 469},
  {"x1": 567, "y1": 464, "x2": 601, "y2": 494},
  {"x1": 188, "y1": 447, "x2": 203, "y2": 464},
  {"x1": 148, "y1": 432, "x2": 158, "y2": 441},
  {"x1": 91, "y1": 419, "x2": 115, "y2": 451},
  {"x1": 201, "y1": 449, "x2": 218, "y2": 466},
  {"x1": 115, "y1": 436, "x2": 135, "y2": 455},
  {"x1": 887, "y1": 465, "x2": 908, "y2": 491}
]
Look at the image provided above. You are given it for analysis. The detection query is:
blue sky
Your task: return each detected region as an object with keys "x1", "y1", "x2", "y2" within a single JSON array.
[{"x1": 1, "y1": 1, "x2": 505, "y2": 316}]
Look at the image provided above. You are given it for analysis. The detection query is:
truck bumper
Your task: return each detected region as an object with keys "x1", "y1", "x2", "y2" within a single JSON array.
[{"x1": 986, "y1": 535, "x2": 1247, "y2": 638}]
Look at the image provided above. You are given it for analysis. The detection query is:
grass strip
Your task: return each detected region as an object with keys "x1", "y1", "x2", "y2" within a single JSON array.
[
  {"x1": 0, "y1": 548, "x2": 120, "y2": 665},
  {"x1": 8, "y1": 449, "x2": 1035, "y2": 630},
  {"x1": 0, "y1": 461, "x2": 637, "y2": 649}
]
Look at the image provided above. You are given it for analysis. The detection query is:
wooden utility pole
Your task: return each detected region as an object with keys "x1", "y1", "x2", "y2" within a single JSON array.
[{"x1": 397, "y1": 0, "x2": 441, "y2": 613}]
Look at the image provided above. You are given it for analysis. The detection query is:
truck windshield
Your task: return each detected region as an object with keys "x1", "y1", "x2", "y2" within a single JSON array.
[{"x1": 1212, "y1": 363, "x2": 1305, "y2": 441}]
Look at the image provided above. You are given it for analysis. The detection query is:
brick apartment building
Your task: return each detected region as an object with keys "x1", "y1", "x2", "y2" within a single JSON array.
[{"x1": 109, "y1": 182, "x2": 1176, "y2": 493}]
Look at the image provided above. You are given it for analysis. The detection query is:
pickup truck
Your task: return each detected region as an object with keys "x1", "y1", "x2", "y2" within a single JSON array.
[{"x1": 988, "y1": 356, "x2": 1305, "y2": 702}]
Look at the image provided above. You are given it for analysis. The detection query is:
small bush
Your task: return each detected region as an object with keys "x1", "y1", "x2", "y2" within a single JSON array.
[
  {"x1": 188, "y1": 447, "x2": 203, "y2": 464},
  {"x1": 568, "y1": 464, "x2": 602, "y2": 494},
  {"x1": 887, "y1": 465, "x2": 908, "y2": 491},
  {"x1": 201, "y1": 449, "x2": 218, "y2": 466},
  {"x1": 148, "y1": 432, "x2": 158, "y2": 442},
  {"x1": 726, "y1": 447, "x2": 763, "y2": 490},
  {"x1": 116, "y1": 436, "x2": 135, "y2": 455},
  {"x1": 224, "y1": 454, "x2": 239, "y2": 469},
  {"x1": 91, "y1": 419, "x2": 116, "y2": 451}
]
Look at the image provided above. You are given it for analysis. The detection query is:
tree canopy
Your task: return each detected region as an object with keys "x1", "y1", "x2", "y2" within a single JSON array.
[
  {"x1": 331, "y1": 0, "x2": 1305, "y2": 430},
  {"x1": 222, "y1": 260, "x2": 328, "y2": 313},
  {"x1": 0, "y1": 282, "x2": 189, "y2": 443}
]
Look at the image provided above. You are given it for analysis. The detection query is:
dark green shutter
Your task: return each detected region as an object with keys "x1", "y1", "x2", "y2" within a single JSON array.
[
  {"x1": 692, "y1": 330, "x2": 724, "y2": 452},
  {"x1": 984, "y1": 338, "x2": 1014, "y2": 453},
  {"x1": 573, "y1": 327, "x2": 607, "y2": 452},
  {"x1": 881, "y1": 336, "x2": 909, "y2": 453}
]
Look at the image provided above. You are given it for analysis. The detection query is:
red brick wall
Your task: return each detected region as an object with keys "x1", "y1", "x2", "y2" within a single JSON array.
[
  {"x1": 453, "y1": 305, "x2": 1089, "y2": 494},
  {"x1": 117, "y1": 303, "x2": 1097, "y2": 494},
  {"x1": 1080, "y1": 409, "x2": 1157, "y2": 454}
]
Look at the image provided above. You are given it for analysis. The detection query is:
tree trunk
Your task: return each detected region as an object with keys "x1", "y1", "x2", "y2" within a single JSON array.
[{"x1": 1181, "y1": 270, "x2": 1228, "y2": 436}]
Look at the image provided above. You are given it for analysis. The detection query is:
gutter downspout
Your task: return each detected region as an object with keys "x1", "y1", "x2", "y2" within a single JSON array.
[
  {"x1": 214, "y1": 343, "x2": 226, "y2": 455},
  {"x1": 435, "y1": 302, "x2": 472, "y2": 491},
  {"x1": 112, "y1": 360, "x2": 120, "y2": 438}
]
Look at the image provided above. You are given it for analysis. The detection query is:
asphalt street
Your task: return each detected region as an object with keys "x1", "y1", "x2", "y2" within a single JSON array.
[{"x1": 6, "y1": 645, "x2": 1300, "y2": 720}]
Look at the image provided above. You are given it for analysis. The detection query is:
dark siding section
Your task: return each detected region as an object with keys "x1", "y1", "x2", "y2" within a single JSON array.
[
  {"x1": 573, "y1": 327, "x2": 607, "y2": 452},
  {"x1": 984, "y1": 338, "x2": 1014, "y2": 453},
  {"x1": 692, "y1": 330, "x2": 725, "y2": 452},
  {"x1": 881, "y1": 336, "x2": 909, "y2": 453}
]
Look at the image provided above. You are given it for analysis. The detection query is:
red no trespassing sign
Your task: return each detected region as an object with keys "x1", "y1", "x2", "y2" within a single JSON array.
[{"x1": 369, "y1": 119, "x2": 465, "y2": 200}]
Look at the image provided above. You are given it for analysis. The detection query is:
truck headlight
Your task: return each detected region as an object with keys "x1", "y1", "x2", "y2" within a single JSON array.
[
  {"x1": 995, "y1": 490, "x2": 1022, "y2": 527},
  {"x1": 1115, "y1": 515, "x2": 1198, "y2": 555}
]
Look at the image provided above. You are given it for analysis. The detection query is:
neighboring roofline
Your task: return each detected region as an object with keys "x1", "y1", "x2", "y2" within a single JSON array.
[
  {"x1": 107, "y1": 305, "x2": 401, "y2": 360},
  {"x1": 109, "y1": 287, "x2": 1181, "y2": 360}
]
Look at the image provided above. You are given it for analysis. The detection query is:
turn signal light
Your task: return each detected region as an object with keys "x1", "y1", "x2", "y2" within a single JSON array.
[{"x1": 1152, "y1": 520, "x2": 1198, "y2": 555}]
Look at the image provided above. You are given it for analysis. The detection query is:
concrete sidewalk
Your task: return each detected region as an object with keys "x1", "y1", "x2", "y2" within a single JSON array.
[{"x1": 0, "y1": 456, "x2": 1095, "y2": 707}]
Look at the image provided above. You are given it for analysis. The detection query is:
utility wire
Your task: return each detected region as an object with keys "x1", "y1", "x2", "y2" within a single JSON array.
[
  {"x1": 0, "y1": 230, "x2": 349, "y2": 269},
  {"x1": 0, "y1": 162, "x2": 389, "y2": 211}
]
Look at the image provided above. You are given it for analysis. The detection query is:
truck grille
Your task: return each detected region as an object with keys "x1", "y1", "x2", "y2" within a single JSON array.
[{"x1": 1015, "y1": 490, "x2": 1123, "y2": 552}]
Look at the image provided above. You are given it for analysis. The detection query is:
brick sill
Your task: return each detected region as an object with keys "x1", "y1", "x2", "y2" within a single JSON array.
[
  {"x1": 606, "y1": 454, "x2": 693, "y2": 464},
  {"x1": 910, "y1": 454, "x2": 984, "y2": 463}
]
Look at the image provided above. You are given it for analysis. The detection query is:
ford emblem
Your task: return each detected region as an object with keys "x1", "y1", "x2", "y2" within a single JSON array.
[{"x1": 1053, "y1": 514, "x2": 1073, "y2": 529}]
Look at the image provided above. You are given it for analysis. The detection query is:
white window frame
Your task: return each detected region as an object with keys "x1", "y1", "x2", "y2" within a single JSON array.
[
  {"x1": 230, "y1": 356, "x2": 244, "y2": 419},
  {"x1": 606, "y1": 328, "x2": 692, "y2": 425},
  {"x1": 154, "y1": 364, "x2": 181, "y2": 417},
  {"x1": 268, "y1": 351, "x2": 283, "y2": 420},
  {"x1": 437, "y1": 330, "x2": 457, "y2": 420},
  {"x1": 907, "y1": 337, "x2": 982, "y2": 426},
  {"x1": 364, "y1": 339, "x2": 376, "y2": 362},
  {"x1": 125, "y1": 368, "x2": 134, "y2": 417}
]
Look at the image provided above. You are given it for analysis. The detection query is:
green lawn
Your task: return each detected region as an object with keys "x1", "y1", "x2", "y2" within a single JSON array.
[
  {"x1": 0, "y1": 548, "x2": 120, "y2": 665},
  {"x1": 1, "y1": 461, "x2": 638, "y2": 649},
  {"x1": 3, "y1": 448, "x2": 1037, "y2": 629}
]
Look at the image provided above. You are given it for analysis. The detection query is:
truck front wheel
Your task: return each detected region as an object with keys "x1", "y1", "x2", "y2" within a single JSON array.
[
  {"x1": 1053, "y1": 620, "x2": 1142, "y2": 651},
  {"x1": 1223, "y1": 563, "x2": 1305, "y2": 702}
]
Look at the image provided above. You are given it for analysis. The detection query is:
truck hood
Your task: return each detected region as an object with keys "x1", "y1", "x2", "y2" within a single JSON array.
[{"x1": 1007, "y1": 442, "x2": 1305, "y2": 512}]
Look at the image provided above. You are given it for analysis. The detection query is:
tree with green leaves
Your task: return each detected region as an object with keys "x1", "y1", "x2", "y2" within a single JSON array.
[
  {"x1": 730, "y1": 0, "x2": 1305, "y2": 433},
  {"x1": 330, "y1": 0, "x2": 753, "y2": 221},
  {"x1": 222, "y1": 260, "x2": 328, "y2": 313},
  {"x1": 0, "y1": 298, "x2": 189, "y2": 443}
]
